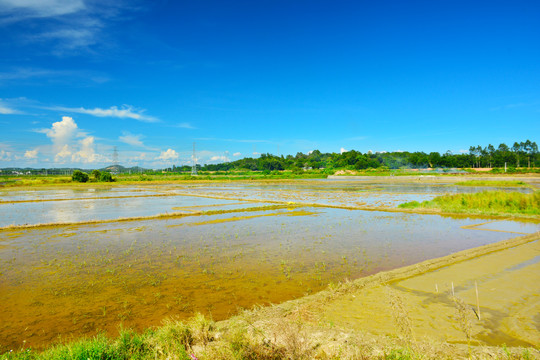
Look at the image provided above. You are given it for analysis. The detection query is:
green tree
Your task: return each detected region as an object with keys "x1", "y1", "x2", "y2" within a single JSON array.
[
  {"x1": 72, "y1": 170, "x2": 89, "y2": 183},
  {"x1": 512, "y1": 142, "x2": 521, "y2": 167},
  {"x1": 428, "y1": 152, "x2": 441, "y2": 167},
  {"x1": 91, "y1": 169, "x2": 101, "y2": 181},
  {"x1": 487, "y1": 144, "x2": 495, "y2": 168}
]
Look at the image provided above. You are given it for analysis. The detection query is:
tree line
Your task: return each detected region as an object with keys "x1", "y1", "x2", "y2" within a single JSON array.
[{"x1": 195, "y1": 140, "x2": 538, "y2": 172}]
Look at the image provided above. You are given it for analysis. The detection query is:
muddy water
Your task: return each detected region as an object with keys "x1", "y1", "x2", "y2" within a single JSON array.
[{"x1": 0, "y1": 183, "x2": 538, "y2": 351}]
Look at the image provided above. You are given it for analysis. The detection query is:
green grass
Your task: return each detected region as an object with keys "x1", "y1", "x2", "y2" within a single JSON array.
[
  {"x1": 454, "y1": 180, "x2": 529, "y2": 187},
  {"x1": 399, "y1": 191, "x2": 540, "y2": 217}
]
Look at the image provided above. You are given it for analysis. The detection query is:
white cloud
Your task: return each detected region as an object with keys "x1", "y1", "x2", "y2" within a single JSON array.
[
  {"x1": 45, "y1": 116, "x2": 78, "y2": 153},
  {"x1": 156, "y1": 149, "x2": 179, "y2": 161},
  {"x1": 54, "y1": 105, "x2": 158, "y2": 122},
  {"x1": 24, "y1": 149, "x2": 38, "y2": 159},
  {"x1": 55, "y1": 144, "x2": 72, "y2": 162},
  {"x1": 175, "y1": 122, "x2": 196, "y2": 129},
  {"x1": 233, "y1": 152, "x2": 241, "y2": 157},
  {"x1": 0, "y1": 99, "x2": 19, "y2": 114},
  {"x1": 340, "y1": 147, "x2": 348, "y2": 154},
  {"x1": 72, "y1": 136, "x2": 101, "y2": 163},
  {"x1": 0, "y1": 105, "x2": 16, "y2": 114},
  {"x1": 0, "y1": 1, "x2": 137, "y2": 56},
  {"x1": 307, "y1": 150, "x2": 314, "y2": 155},
  {"x1": 119, "y1": 132, "x2": 144, "y2": 147},
  {"x1": 118, "y1": 132, "x2": 158, "y2": 151},
  {"x1": 40, "y1": 115, "x2": 105, "y2": 164},
  {"x1": 210, "y1": 155, "x2": 230, "y2": 162},
  {"x1": 0, "y1": 68, "x2": 109, "y2": 85},
  {"x1": 39, "y1": 28, "x2": 96, "y2": 50},
  {"x1": 0, "y1": 0, "x2": 85, "y2": 19},
  {"x1": 0, "y1": 150, "x2": 12, "y2": 161},
  {"x1": 134, "y1": 152, "x2": 148, "y2": 160}
]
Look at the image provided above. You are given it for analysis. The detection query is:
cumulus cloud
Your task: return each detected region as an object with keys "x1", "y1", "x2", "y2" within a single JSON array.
[
  {"x1": 55, "y1": 144, "x2": 72, "y2": 162},
  {"x1": 156, "y1": 149, "x2": 179, "y2": 161},
  {"x1": 41, "y1": 116, "x2": 103, "y2": 164},
  {"x1": 72, "y1": 136, "x2": 99, "y2": 163},
  {"x1": 233, "y1": 152, "x2": 241, "y2": 157},
  {"x1": 24, "y1": 149, "x2": 38, "y2": 159},
  {"x1": 53, "y1": 105, "x2": 158, "y2": 122},
  {"x1": 45, "y1": 116, "x2": 78, "y2": 153},
  {"x1": 340, "y1": 147, "x2": 348, "y2": 154}
]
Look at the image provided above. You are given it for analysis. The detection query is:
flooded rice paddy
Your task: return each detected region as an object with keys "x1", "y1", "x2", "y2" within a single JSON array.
[{"x1": 0, "y1": 180, "x2": 538, "y2": 350}]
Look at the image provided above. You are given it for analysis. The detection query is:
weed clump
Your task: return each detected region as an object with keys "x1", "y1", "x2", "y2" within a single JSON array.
[{"x1": 398, "y1": 191, "x2": 540, "y2": 217}]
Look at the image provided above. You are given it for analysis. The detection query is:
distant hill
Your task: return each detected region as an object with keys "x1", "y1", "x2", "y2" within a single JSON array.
[{"x1": 1, "y1": 165, "x2": 148, "y2": 175}]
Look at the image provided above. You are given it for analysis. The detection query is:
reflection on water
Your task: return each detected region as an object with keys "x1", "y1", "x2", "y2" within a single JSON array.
[
  {"x1": 0, "y1": 196, "x2": 256, "y2": 227},
  {"x1": 0, "y1": 182, "x2": 538, "y2": 351}
]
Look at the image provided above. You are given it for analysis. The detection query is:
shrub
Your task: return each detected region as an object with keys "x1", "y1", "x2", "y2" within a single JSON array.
[
  {"x1": 72, "y1": 170, "x2": 89, "y2": 183},
  {"x1": 99, "y1": 172, "x2": 114, "y2": 182}
]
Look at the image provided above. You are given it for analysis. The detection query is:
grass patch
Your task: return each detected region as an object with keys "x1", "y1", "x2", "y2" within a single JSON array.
[
  {"x1": 454, "y1": 180, "x2": 529, "y2": 187},
  {"x1": 2, "y1": 311, "x2": 537, "y2": 360},
  {"x1": 399, "y1": 191, "x2": 540, "y2": 217}
]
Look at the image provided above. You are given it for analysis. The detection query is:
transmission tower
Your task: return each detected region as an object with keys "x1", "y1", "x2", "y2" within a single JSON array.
[
  {"x1": 112, "y1": 146, "x2": 119, "y2": 165},
  {"x1": 112, "y1": 146, "x2": 119, "y2": 173},
  {"x1": 191, "y1": 142, "x2": 198, "y2": 176}
]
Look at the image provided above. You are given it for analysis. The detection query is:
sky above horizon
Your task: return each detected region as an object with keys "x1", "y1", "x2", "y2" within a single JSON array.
[{"x1": 1, "y1": 0, "x2": 539, "y2": 168}]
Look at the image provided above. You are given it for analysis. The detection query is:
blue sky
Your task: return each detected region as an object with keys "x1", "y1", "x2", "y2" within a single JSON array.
[{"x1": 0, "y1": 0, "x2": 539, "y2": 168}]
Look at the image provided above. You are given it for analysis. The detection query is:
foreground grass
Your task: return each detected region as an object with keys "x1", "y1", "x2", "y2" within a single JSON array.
[
  {"x1": 454, "y1": 180, "x2": 530, "y2": 187},
  {"x1": 399, "y1": 191, "x2": 540, "y2": 217},
  {"x1": 2, "y1": 311, "x2": 537, "y2": 360}
]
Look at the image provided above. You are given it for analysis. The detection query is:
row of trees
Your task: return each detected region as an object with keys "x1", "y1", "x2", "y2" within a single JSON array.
[{"x1": 199, "y1": 140, "x2": 538, "y2": 172}]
